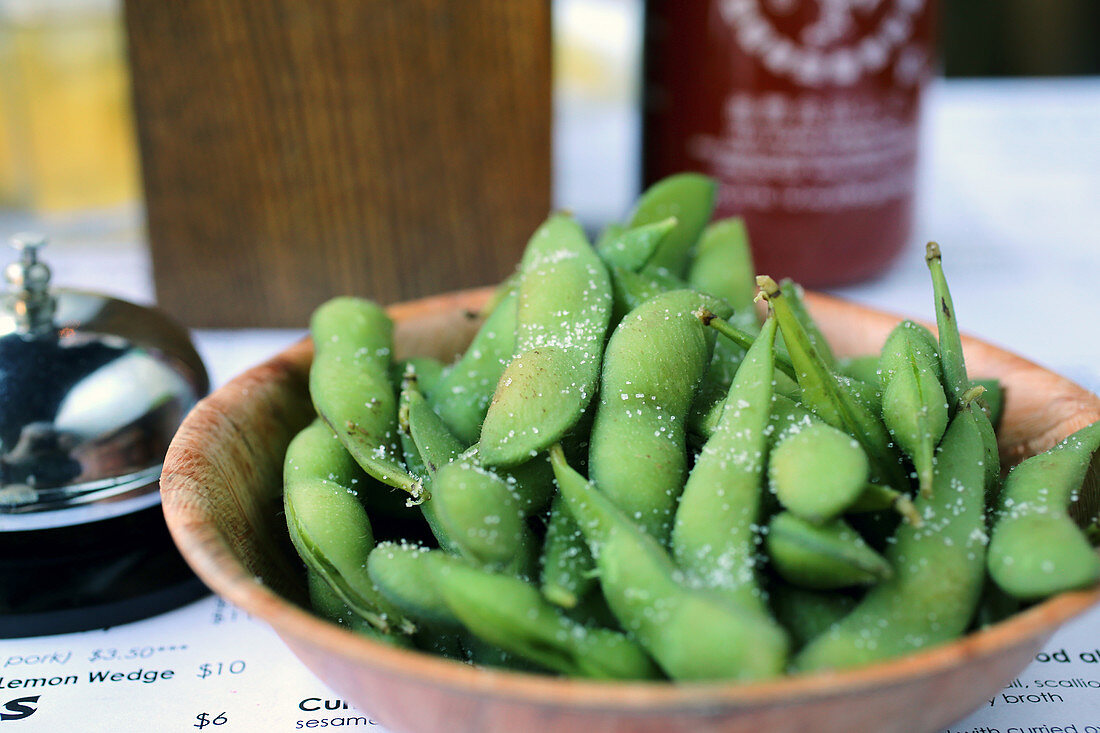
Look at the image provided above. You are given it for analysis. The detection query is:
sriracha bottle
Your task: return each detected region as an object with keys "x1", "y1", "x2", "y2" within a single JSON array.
[{"x1": 643, "y1": 0, "x2": 937, "y2": 286}]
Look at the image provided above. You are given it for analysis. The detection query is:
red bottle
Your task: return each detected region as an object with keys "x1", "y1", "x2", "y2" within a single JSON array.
[{"x1": 643, "y1": 0, "x2": 937, "y2": 286}]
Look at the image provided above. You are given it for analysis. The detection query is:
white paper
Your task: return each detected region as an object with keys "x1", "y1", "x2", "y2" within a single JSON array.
[{"x1": 0, "y1": 596, "x2": 391, "y2": 733}]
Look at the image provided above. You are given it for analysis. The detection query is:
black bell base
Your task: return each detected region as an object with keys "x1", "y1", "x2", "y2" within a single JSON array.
[{"x1": 0, "y1": 503, "x2": 209, "y2": 638}]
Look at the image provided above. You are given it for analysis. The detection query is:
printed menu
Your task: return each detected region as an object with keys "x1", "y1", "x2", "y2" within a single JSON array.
[{"x1": 2, "y1": 595, "x2": 1098, "y2": 731}]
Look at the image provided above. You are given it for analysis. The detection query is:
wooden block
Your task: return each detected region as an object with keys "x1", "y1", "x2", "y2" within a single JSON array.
[{"x1": 125, "y1": 0, "x2": 551, "y2": 327}]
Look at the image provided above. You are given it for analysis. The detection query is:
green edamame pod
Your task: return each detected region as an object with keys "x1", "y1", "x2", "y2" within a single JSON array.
[
  {"x1": 768, "y1": 421, "x2": 870, "y2": 524},
  {"x1": 688, "y1": 387, "x2": 810, "y2": 450},
  {"x1": 460, "y1": 444, "x2": 556, "y2": 518},
  {"x1": 793, "y1": 405, "x2": 989, "y2": 672},
  {"x1": 926, "y1": 243, "x2": 1000, "y2": 496},
  {"x1": 685, "y1": 338, "x2": 747, "y2": 445},
  {"x1": 767, "y1": 393, "x2": 818, "y2": 445},
  {"x1": 428, "y1": 288, "x2": 518, "y2": 445},
  {"x1": 405, "y1": 387, "x2": 537, "y2": 576},
  {"x1": 607, "y1": 263, "x2": 685, "y2": 324},
  {"x1": 368, "y1": 541, "x2": 461, "y2": 630},
  {"x1": 768, "y1": 420, "x2": 919, "y2": 525},
  {"x1": 595, "y1": 217, "x2": 677, "y2": 272},
  {"x1": 987, "y1": 419, "x2": 1100, "y2": 600},
  {"x1": 627, "y1": 172, "x2": 716, "y2": 277},
  {"x1": 758, "y1": 276, "x2": 909, "y2": 491},
  {"x1": 765, "y1": 512, "x2": 893, "y2": 589},
  {"x1": 589, "y1": 289, "x2": 730, "y2": 543},
  {"x1": 391, "y1": 357, "x2": 445, "y2": 400},
  {"x1": 310, "y1": 297, "x2": 422, "y2": 502},
  {"x1": 366, "y1": 543, "x2": 497, "y2": 663},
  {"x1": 552, "y1": 445, "x2": 788, "y2": 681},
  {"x1": 779, "y1": 278, "x2": 838, "y2": 369},
  {"x1": 879, "y1": 320, "x2": 949, "y2": 499},
  {"x1": 540, "y1": 493, "x2": 595, "y2": 609},
  {"x1": 684, "y1": 218, "x2": 760, "y2": 441},
  {"x1": 479, "y1": 214, "x2": 612, "y2": 466},
  {"x1": 405, "y1": 384, "x2": 464, "y2": 474},
  {"x1": 284, "y1": 420, "x2": 414, "y2": 635},
  {"x1": 594, "y1": 222, "x2": 624, "y2": 252},
  {"x1": 424, "y1": 551, "x2": 662, "y2": 680},
  {"x1": 687, "y1": 217, "x2": 760, "y2": 331},
  {"x1": 671, "y1": 314, "x2": 778, "y2": 616},
  {"x1": 401, "y1": 382, "x2": 466, "y2": 552},
  {"x1": 770, "y1": 584, "x2": 858, "y2": 649},
  {"x1": 429, "y1": 460, "x2": 537, "y2": 578},
  {"x1": 307, "y1": 570, "x2": 409, "y2": 646},
  {"x1": 837, "y1": 354, "x2": 883, "y2": 386},
  {"x1": 840, "y1": 373, "x2": 883, "y2": 420},
  {"x1": 924, "y1": 243, "x2": 969, "y2": 405}
]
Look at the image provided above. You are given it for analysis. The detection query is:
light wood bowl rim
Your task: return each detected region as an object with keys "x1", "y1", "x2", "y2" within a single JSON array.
[{"x1": 161, "y1": 285, "x2": 1100, "y2": 711}]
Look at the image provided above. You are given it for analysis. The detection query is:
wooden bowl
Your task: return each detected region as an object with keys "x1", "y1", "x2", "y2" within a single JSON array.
[{"x1": 161, "y1": 287, "x2": 1100, "y2": 733}]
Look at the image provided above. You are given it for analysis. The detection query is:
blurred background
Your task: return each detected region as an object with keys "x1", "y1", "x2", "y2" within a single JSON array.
[
  {"x1": 0, "y1": 0, "x2": 1098, "y2": 368},
  {"x1": 2, "y1": 0, "x2": 1098, "y2": 230}
]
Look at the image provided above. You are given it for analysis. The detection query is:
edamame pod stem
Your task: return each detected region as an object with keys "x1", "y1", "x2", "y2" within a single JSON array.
[
  {"x1": 973, "y1": 377, "x2": 1005, "y2": 427},
  {"x1": 697, "y1": 308, "x2": 797, "y2": 382},
  {"x1": 589, "y1": 289, "x2": 730, "y2": 543},
  {"x1": 757, "y1": 276, "x2": 909, "y2": 491},
  {"x1": 879, "y1": 320, "x2": 950, "y2": 499},
  {"x1": 627, "y1": 173, "x2": 716, "y2": 277},
  {"x1": 551, "y1": 444, "x2": 788, "y2": 681},
  {"x1": 284, "y1": 420, "x2": 414, "y2": 635},
  {"x1": 479, "y1": 214, "x2": 612, "y2": 466},
  {"x1": 846, "y1": 483, "x2": 922, "y2": 527},
  {"x1": 672, "y1": 315, "x2": 779, "y2": 616},
  {"x1": 765, "y1": 512, "x2": 893, "y2": 589},
  {"x1": 793, "y1": 405, "x2": 989, "y2": 672},
  {"x1": 310, "y1": 297, "x2": 422, "y2": 502},
  {"x1": 429, "y1": 288, "x2": 518, "y2": 445},
  {"x1": 987, "y1": 419, "x2": 1100, "y2": 600},
  {"x1": 423, "y1": 551, "x2": 662, "y2": 680},
  {"x1": 925, "y1": 243, "x2": 1001, "y2": 497},
  {"x1": 595, "y1": 217, "x2": 678, "y2": 273}
]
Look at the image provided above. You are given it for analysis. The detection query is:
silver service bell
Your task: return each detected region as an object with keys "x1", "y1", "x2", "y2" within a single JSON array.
[{"x1": 0, "y1": 233, "x2": 209, "y2": 531}]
